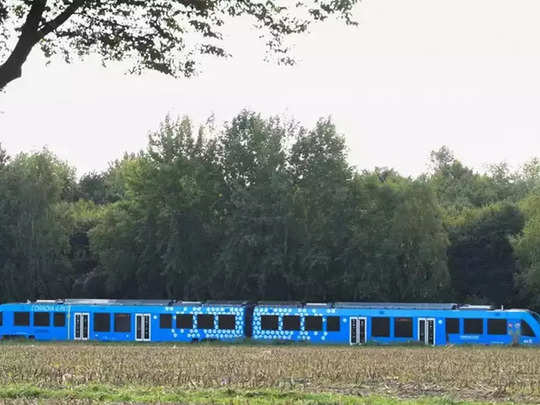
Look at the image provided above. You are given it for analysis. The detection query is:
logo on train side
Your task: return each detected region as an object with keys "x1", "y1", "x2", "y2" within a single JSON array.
[{"x1": 31, "y1": 305, "x2": 66, "y2": 312}]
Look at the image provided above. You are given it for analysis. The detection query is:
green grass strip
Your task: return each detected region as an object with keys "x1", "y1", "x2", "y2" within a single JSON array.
[{"x1": 0, "y1": 384, "x2": 515, "y2": 404}]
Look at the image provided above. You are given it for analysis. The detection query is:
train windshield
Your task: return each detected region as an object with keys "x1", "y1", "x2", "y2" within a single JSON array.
[{"x1": 529, "y1": 311, "x2": 540, "y2": 324}]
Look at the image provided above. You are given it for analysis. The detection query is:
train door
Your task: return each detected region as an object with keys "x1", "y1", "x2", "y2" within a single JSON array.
[
  {"x1": 349, "y1": 317, "x2": 367, "y2": 345},
  {"x1": 74, "y1": 313, "x2": 89, "y2": 340},
  {"x1": 135, "y1": 314, "x2": 151, "y2": 342},
  {"x1": 418, "y1": 318, "x2": 435, "y2": 345}
]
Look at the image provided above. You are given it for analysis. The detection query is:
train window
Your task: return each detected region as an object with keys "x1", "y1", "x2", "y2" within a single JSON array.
[
  {"x1": 197, "y1": 314, "x2": 215, "y2": 329},
  {"x1": 0, "y1": 312, "x2": 2, "y2": 327},
  {"x1": 372, "y1": 317, "x2": 390, "y2": 337},
  {"x1": 327, "y1": 316, "x2": 340, "y2": 332},
  {"x1": 34, "y1": 312, "x2": 50, "y2": 327},
  {"x1": 487, "y1": 319, "x2": 507, "y2": 335},
  {"x1": 53, "y1": 313, "x2": 65, "y2": 327},
  {"x1": 522, "y1": 321, "x2": 536, "y2": 337},
  {"x1": 160, "y1": 314, "x2": 172, "y2": 329},
  {"x1": 94, "y1": 313, "x2": 110, "y2": 332},
  {"x1": 14, "y1": 312, "x2": 30, "y2": 326},
  {"x1": 446, "y1": 318, "x2": 459, "y2": 334},
  {"x1": 464, "y1": 318, "x2": 483, "y2": 335},
  {"x1": 261, "y1": 315, "x2": 279, "y2": 331},
  {"x1": 283, "y1": 316, "x2": 300, "y2": 331},
  {"x1": 114, "y1": 313, "x2": 131, "y2": 332},
  {"x1": 305, "y1": 316, "x2": 323, "y2": 331},
  {"x1": 394, "y1": 318, "x2": 413, "y2": 338},
  {"x1": 218, "y1": 315, "x2": 236, "y2": 330},
  {"x1": 176, "y1": 314, "x2": 193, "y2": 329}
]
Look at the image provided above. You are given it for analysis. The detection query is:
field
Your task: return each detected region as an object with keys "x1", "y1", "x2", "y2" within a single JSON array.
[{"x1": 0, "y1": 342, "x2": 538, "y2": 404}]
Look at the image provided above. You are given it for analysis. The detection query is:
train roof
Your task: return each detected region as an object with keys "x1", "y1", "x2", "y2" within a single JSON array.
[
  {"x1": 2, "y1": 300, "x2": 529, "y2": 312},
  {"x1": 13, "y1": 299, "x2": 248, "y2": 307},
  {"x1": 333, "y1": 302, "x2": 460, "y2": 310}
]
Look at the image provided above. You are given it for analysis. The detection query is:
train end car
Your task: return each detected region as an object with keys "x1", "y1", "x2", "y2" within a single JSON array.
[
  {"x1": 0, "y1": 299, "x2": 251, "y2": 343},
  {"x1": 251, "y1": 302, "x2": 540, "y2": 346}
]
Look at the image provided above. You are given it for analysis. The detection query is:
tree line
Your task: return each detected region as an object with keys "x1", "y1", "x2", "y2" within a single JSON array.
[{"x1": 1, "y1": 111, "x2": 539, "y2": 311}]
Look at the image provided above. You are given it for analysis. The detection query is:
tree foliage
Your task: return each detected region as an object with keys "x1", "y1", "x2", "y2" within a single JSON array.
[
  {"x1": 0, "y1": 0, "x2": 359, "y2": 90},
  {"x1": 0, "y1": 113, "x2": 539, "y2": 310}
]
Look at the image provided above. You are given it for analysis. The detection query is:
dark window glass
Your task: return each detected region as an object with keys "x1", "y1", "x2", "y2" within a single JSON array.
[
  {"x1": 160, "y1": 314, "x2": 172, "y2": 329},
  {"x1": 464, "y1": 318, "x2": 483, "y2": 335},
  {"x1": 446, "y1": 318, "x2": 459, "y2": 334},
  {"x1": 176, "y1": 314, "x2": 193, "y2": 329},
  {"x1": 487, "y1": 319, "x2": 507, "y2": 335},
  {"x1": 114, "y1": 313, "x2": 131, "y2": 332},
  {"x1": 261, "y1": 315, "x2": 279, "y2": 331},
  {"x1": 522, "y1": 320, "x2": 536, "y2": 337},
  {"x1": 197, "y1": 314, "x2": 215, "y2": 329},
  {"x1": 34, "y1": 312, "x2": 50, "y2": 327},
  {"x1": 0, "y1": 312, "x2": 2, "y2": 327},
  {"x1": 53, "y1": 313, "x2": 65, "y2": 327},
  {"x1": 218, "y1": 315, "x2": 236, "y2": 330},
  {"x1": 93, "y1": 313, "x2": 110, "y2": 332},
  {"x1": 283, "y1": 316, "x2": 300, "y2": 331},
  {"x1": 305, "y1": 316, "x2": 323, "y2": 331},
  {"x1": 14, "y1": 312, "x2": 30, "y2": 326},
  {"x1": 394, "y1": 317, "x2": 413, "y2": 338},
  {"x1": 327, "y1": 316, "x2": 341, "y2": 332},
  {"x1": 372, "y1": 317, "x2": 390, "y2": 337}
]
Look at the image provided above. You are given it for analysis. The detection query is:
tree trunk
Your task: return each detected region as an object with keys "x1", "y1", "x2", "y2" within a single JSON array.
[{"x1": 0, "y1": 0, "x2": 47, "y2": 91}]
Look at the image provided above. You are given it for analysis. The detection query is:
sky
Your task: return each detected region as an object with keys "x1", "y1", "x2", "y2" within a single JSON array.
[{"x1": 1, "y1": 0, "x2": 540, "y2": 177}]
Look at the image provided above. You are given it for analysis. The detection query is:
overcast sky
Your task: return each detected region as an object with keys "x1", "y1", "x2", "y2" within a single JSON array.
[{"x1": 1, "y1": 0, "x2": 540, "y2": 177}]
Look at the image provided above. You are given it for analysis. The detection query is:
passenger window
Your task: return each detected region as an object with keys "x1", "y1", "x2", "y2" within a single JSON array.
[
  {"x1": 197, "y1": 314, "x2": 215, "y2": 329},
  {"x1": 305, "y1": 316, "x2": 323, "y2": 331},
  {"x1": 160, "y1": 314, "x2": 172, "y2": 329},
  {"x1": 93, "y1": 313, "x2": 110, "y2": 332},
  {"x1": 176, "y1": 314, "x2": 193, "y2": 329},
  {"x1": 283, "y1": 316, "x2": 300, "y2": 331},
  {"x1": 218, "y1": 315, "x2": 235, "y2": 330},
  {"x1": 394, "y1": 318, "x2": 413, "y2": 338},
  {"x1": 326, "y1": 316, "x2": 340, "y2": 332},
  {"x1": 34, "y1": 312, "x2": 50, "y2": 327},
  {"x1": 446, "y1": 318, "x2": 459, "y2": 334},
  {"x1": 0, "y1": 312, "x2": 2, "y2": 327},
  {"x1": 464, "y1": 318, "x2": 483, "y2": 335},
  {"x1": 261, "y1": 315, "x2": 279, "y2": 331},
  {"x1": 53, "y1": 312, "x2": 66, "y2": 327},
  {"x1": 487, "y1": 319, "x2": 507, "y2": 335},
  {"x1": 372, "y1": 317, "x2": 390, "y2": 337},
  {"x1": 114, "y1": 313, "x2": 131, "y2": 332},
  {"x1": 14, "y1": 312, "x2": 30, "y2": 326},
  {"x1": 522, "y1": 320, "x2": 536, "y2": 337}
]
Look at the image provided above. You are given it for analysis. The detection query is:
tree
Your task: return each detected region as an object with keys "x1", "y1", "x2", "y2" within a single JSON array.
[
  {"x1": 513, "y1": 195, "x2": 540, "y2": 311},
  {"x1": 446, "y1": 203, "x2": 524, "y2": 305},
  {"x1": 0, "y1": 149, "x2": 76, "y2": 301},
  {"x1": 344, "y1": 174, "x2": 450, "y2": 301},
  {"x1": 0, "y1": 0, "x2": 359, "y2": 91}
]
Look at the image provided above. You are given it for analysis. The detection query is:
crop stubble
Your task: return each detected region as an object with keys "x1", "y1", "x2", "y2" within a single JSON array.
[{"x1": 0, "y1": 344, "x2": 538, "y2": 403}]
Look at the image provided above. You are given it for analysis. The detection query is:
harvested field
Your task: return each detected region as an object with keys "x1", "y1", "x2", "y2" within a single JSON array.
[{"x1": 0, "y1": 342, "x2": 538, "y2": 404}]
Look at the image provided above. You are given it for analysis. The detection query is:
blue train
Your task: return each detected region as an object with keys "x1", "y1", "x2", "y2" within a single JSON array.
[{"x1": 0, "y1": 299, "x2": 539, "y2": 346}]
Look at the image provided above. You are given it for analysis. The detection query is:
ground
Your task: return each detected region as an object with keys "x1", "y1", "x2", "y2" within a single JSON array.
[{"x1": 0, "y1": 342, "x2": 538, "y2": 404}]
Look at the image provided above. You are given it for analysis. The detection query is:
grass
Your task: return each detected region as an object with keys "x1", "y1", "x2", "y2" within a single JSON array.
[
  {"x1": 0, "y1": 385, "x2": 520, "y2": 404},
  {"x1": 0, "y1": 342, "x2": 538, "y2": 404}
]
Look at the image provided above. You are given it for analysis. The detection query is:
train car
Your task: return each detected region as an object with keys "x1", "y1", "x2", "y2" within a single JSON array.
[
  {"x1": 0, "y1": 299, "x2": 250, "y2": 342},
  {"x1": 1, "y1": 299, "x2": 539, "y2": 345},
  {"x1": 251, "y1": 302, "x2": 540, "y2": 346}
]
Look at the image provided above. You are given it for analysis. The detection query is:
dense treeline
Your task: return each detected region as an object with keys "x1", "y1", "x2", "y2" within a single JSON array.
[{"x1": 1, "y1": 111, "x2": 539, "y2": 310}]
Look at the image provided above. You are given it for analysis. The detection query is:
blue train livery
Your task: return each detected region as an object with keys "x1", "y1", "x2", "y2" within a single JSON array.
[
  {"x1": 0, "y1": 299, "x2": 539, "y2": 346},
  {"x1": 252, "y1": 302, "x2": 540, "y2": 346},
  {"x1": 0, "y1": 299, "x2": 248, "y2": 342}
]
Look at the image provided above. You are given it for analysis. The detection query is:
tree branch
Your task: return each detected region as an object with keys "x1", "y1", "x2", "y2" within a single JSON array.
[
  {"x1": 0, "y1": 0, "x2": 48, "y2": 90},
  {"x1": 39, "y1": 0, "x2": 86, "y2": 38}
]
